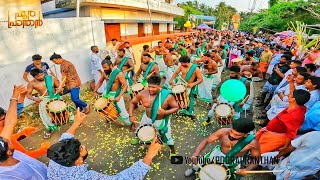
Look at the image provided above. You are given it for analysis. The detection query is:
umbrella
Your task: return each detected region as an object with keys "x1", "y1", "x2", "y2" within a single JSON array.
[{"x1": 197, "y1": 24, "x2": 212, "y2": 30}]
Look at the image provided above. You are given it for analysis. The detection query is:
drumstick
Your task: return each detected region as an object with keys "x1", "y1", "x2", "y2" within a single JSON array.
[
  {"x1": 55, "y1": 77, "x2": 66, "y2": 95},
  {"x1": 196, "y1": 164, "x2": 216, "y2": 180},
  {"x1": 180, "y1": 77, "x2": 188, "y2": 85},
  {"x1": 40, "y1": 89, "x2": 48, "y2": 98},
  {"x1": 146, "y1": 71, "x2": 156, "y2": 80},
  {"x1": 243, "y1": 170, "x2": 284, "y2": 174}
]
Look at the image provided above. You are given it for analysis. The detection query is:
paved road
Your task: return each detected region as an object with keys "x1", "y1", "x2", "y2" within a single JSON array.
[{"x1": 20, "y1": 76, "x2": 275, "y2": 180}]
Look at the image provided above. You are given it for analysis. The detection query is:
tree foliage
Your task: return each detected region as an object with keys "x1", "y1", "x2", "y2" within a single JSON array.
[
  {"x1": 174, "y1": 1, "x2": 237, "y2": 29},
  {"x1": 240, "y1": 0, "x2": 320, "y2": 33}
]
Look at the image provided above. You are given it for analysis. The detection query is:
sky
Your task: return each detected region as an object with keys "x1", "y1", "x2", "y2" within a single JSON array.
[{"x1": 175, "y1": 0, "x2": 269, "y2": 12}]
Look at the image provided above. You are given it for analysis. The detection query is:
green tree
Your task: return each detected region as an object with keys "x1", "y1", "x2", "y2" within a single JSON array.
[{"x1": 268, "y1": 0, "x2": 278, "y2": 7}]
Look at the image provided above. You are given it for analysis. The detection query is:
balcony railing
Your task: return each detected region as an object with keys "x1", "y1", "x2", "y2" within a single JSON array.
[{"x1": 55, "y1": 0, "x2": 184, "y2": 16}]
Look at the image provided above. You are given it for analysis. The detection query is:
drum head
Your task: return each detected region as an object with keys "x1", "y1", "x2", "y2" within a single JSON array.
[
  {"x1": 199, "y1": 164, "x2": 227, "y2": 180},
  {"x1": 215, "y1": 104, "x2": 232, "y2": 117},
  {"x1": 172, "y1": 84, "x2": 186, "y2": 93},
  {"x1": 132, "y1": 83, "x2": 144, "y2": 91},
  {"x1": 137, "y1": 125, "x2": 156, "y2": 142},
  {"x1": 48, "y1": 100, "x2": 67, "y2": 112},
  {"x1": 94, "y1": 97, "x2": 109, "y2": 110}
]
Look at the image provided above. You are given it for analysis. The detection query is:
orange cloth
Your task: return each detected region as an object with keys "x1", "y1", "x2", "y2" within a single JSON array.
[
  {"x1": 256, "y1": 129, "x2": 287, "y2": 153},
  {"x1": 259, "y1": 62, "x2": 269, "y2": 73},
  {"x1": 11, "y1": 127, "x2": 50, "y2": 159}
]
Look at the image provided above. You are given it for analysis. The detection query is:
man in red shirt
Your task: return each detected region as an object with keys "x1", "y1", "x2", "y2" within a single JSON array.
[{"x1": 255, "y1": 89, "x2": 310, "y2": 153}]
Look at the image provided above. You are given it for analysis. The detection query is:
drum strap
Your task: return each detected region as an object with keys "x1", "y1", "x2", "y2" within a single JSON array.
[
  {"x1": 173, "y1": 42, "x2": 178, "y2": 50},
  {"x1": 118, "y1": 56, "x2": 129, "y2": 70},
  {"x1": 196, "y1": 47, "x2": 201, "y2": 57},
  {"x1": 151, "y1": 89, "x2": 170, "y2": 143}
]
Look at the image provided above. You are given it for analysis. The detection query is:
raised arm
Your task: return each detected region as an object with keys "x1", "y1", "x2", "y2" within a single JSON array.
[
  {"x1": 0, "y1": 85, "x2": 26, "y2": 140},
  {"x1": 152, "y1": 65, "x2": 160, "y2": 76},
  {"x1": 93, "y1": 75, "x2": 105, "y2": 94},
  {"x1": 192, "y1": 129, "x2": 224, "y2": 157},
  {"x1": 66, "y1": 108, "x2": 86, "y2": 135},
  {"x1": 169, "y1": 66, "x2": 182, "y2": 86}
]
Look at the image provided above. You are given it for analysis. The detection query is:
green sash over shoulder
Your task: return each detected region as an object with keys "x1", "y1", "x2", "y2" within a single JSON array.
[
  {"x1": 196, "y1": 47, "x2": 201, "y2": 57},
  {"x1": 119, "y1": 56, "x2": 129, "y2": 70},
  {"x1": 151, "y1": 89, "x2": 171, "y2": 143},
  {"x1": 173, "y1": 42, "x2": 178, "y2": 50},
  {"x1": 225, "y1": 133, "x2": 255, "y2": 180},
  {"x1": 119, "y1": 56, "x2": 133, "y2": 87},
  {"x1": 179, "y1": 64, "x2": 197, "y2": 115},
  {"x1": 141, "y1": 62, "x2": 157, "y2": 86},
  {"x1": 201, "y1": 41, "x2": 207, "y2": 53},
  {"x1": 103, "y1": 68, "x2": 122, "y2": 113}
]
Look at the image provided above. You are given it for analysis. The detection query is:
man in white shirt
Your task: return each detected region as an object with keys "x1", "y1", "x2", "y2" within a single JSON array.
[
  {"x1": 90, "y1": 46, "x2": 106, "y2": 94},
  {"x1": 124, "y1": 42, "x2": 136, "y2": 64},
  {"x1": 0, "y1": 85, "x2": 47, "y2": 180}
]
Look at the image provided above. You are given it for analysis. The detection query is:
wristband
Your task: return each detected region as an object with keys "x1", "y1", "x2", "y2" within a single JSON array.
[{"x1": 10, "y1": 98, "x2": 18, "y2": 101}]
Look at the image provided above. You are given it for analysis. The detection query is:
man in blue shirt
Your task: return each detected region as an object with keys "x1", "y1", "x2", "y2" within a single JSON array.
[
  {"x1": 47, "y1": 108, "x2": 163, "y2": 180},
  {"x1": 23, "y1": 54, "x2": 56, "y2": 83}
]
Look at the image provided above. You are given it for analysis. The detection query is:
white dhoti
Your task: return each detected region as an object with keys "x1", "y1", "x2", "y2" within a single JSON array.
[
  {"x1": 136, "y1": 112, "x2": 174, "y2": 145},
  {"x1": 39, "y1": 97, "x2": 55, "y2": 130},
  {"x1": 198, "y1": 74, "x2": 217, "y2": 103},
  {"x1": 164, "y1": 65, "x2": 178, "y2": 89},
  {"x1": 92, "y1": 72, "x2": 106, "y2": 94},
  {"x1": 108, "y1": 91, "x2": 131, "y2": 125},
  {"x1": 154, "y1": 55, "x2": 167, "y2": 77},
  {"x1": 243, "y1": 81, "x2": 254, "y2": 110},
  {"x1": 190, "y1": 54, "x2": 199, "y2": 64}
]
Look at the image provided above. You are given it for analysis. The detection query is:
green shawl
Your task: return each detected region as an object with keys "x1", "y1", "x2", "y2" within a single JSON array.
[
  {"x1": 141, "y1": 62, "x2": 157, "y2": 86},
  {"x1": 103, "y1": 68, "x2": 122, "y2": 113},
  {"x1": 118, "y1": 56, "x2": 129, "y2": 70},
  {"x1": 151, "y1": 89, "x2": 171, "y2": 143},
  {"x1": 179, "y1": 64, "x2": 197, "y2": 115},
  {"x1": 201, "y1": 41, "x2": 207, "y2": 53},
  {"x1": 196, "y1": 46, "x2": 201, "y2": 57}
]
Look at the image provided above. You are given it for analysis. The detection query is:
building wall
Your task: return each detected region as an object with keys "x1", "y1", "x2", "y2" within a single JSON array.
[
  {"x1": 0, "y1": 17, "x2": 106, "y2": 109},
  {"x1": 159, "y1": 23, "x2": 167, "y2": 34},
  {"x1": 89, "y1": 7, "x2": 173, "y2": 22},
  {"x1": 120, "y1": 23, "x2": 138, "y2": 39}
]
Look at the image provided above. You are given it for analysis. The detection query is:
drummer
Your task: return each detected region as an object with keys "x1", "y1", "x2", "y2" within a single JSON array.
[
  {"x1": 133, "y1": 53, "x2": 159, "y2": 85},
  {"x1": 129, "y1": 75, "x2": 179, "y2": 156},
  {"x1": 196, "y1": 54, "x2": 218, "y2": 109},
  {"x1": 184, "y1": 118, "x2": 261, "y2": 177},
  {"x1": 114, "y1": 48, "x2": 135, "y2": 90},
  {"x1": 203, "y1": 65, "x2": 251, "y2": 126},
  {"x1": 169, "y1": 56, "x2": 203, "y2": 120},
  {"x1": 150, "y1": 41, "x2": 168, "y2": 77},
  {"x1": 164, "y1": 48, "x2": 179, "y2": 89},
  {"x1": 94, "y1": 59, "x2": 132, "y2": 126},
  {"x1": 26, "y1": 69, "x2": 60, "y2": 138}
]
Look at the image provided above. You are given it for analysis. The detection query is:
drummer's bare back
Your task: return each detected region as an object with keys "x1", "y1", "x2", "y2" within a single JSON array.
[{"x1": 135, "y1": 90, "x2": 178, "y2": 120}]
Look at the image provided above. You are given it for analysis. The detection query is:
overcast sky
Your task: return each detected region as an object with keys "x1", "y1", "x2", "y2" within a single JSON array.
[{"x1": 175, "y1": 0, "x2": 269, "y2": 12}]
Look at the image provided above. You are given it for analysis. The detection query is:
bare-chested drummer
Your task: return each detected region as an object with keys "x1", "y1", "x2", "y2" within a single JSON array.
[
  {"x1": 26, "y1": 69, "x2": 60, "y2": 138},
  {"x1": 129, "y1": 75, "x2": 179, "y2": 156},
  {"x1": 169, "y1": 56, "x2": 203, "y2": 119},
  {"x1": 184, "y1": 119, "x2": 261, "y2": 177},
  {"x1": 196, "y1": 53, "x2": 219, "y2": 109},
  {"x1": 150, "y1": 41, "x2": 168, "y2": 77},
  {"x1": 189, "y1": 42, "x2": 201, "y2": 63},
  {"x1": 163, "y1": 48, "x2": 179, "y2": 89},
  {"x1": 133, "y1": 53, "x2": 159, "y2": 84},
  {"x1": 94, "y1": 59, "x2": 132, "y2": 126},
  {"x1": 114, "y1": 48, "x2": 135, "y2": 89}
]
